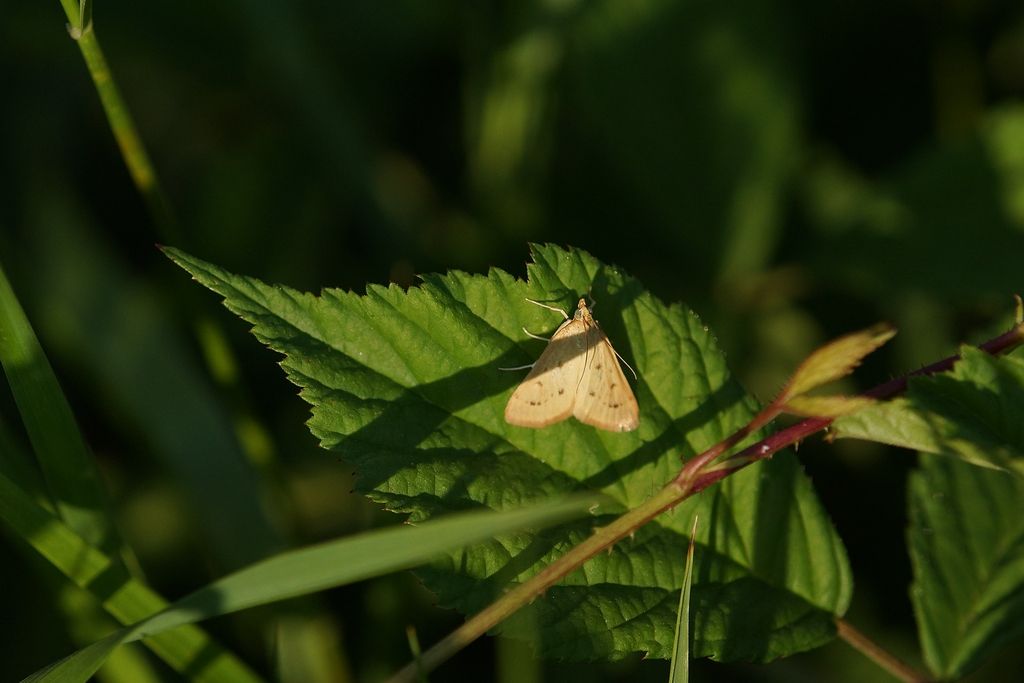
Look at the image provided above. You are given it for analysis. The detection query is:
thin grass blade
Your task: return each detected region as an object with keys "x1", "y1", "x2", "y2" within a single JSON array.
[
  {"x1": 0, "y1": 467, "x2": 262, "y2": 682},
  {"x1": 0, "y1": 261, "x2": 114, "y2": 550},
  {"x1": 668, "y1": 515, "x2": 699, "y2": 683},
  {"x1": 23, "y1": 496, "x2": 597, "y2": 683}
]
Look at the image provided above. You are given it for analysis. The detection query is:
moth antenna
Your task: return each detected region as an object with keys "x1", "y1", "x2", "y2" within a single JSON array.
[
  {"x1": 525, "y1": 297, "x2": 569, "y2": 320},
  {"x1": 613, "y1": 349, "x2": 638, "y2": 380},
  {"x1": 521, "y1": 327, "x2": 550, "y2": 342},
  {"x1": 499, "y1": 363, "x2": 536, "y2": 372}
]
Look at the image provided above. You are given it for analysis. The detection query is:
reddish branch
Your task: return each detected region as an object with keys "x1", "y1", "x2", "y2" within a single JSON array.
[{"x1": 690, "y1": 322, "x2": 1024, "y2": 493}]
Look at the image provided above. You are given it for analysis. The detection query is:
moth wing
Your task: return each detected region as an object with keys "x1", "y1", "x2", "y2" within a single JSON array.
[
  {"x1": 573, "y1": 327, "x2": 640, "y2": 432},
  {"x1": 505, "y1": 320, "x2": 589, "y2": 428}
]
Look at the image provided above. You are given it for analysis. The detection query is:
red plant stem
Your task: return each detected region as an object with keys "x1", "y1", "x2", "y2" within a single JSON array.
[
  {"x1": 677, "y1": 403, "x2": 783, "y2": 483},
  {"x1": 685, "y1": 322, "x2": 1024, "y2": 492}
]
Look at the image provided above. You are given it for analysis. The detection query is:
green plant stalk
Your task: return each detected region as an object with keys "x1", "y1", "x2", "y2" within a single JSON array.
[
  {"x1": 59, "y1": 0, "x2": 79, "y2": 26},
  {"x1": 64, "y1": 13, "x2": 177, "y2": 240},
  {"x1": 836, "y1": 619, "x2": 930, "y2": 683},
  {"x1": 388, "y1": 321, "x2": 1024, "y2": 683}
]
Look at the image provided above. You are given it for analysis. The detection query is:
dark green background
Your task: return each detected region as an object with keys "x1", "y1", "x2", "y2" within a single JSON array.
[{"x1": 2, "y1": 0, "x2": 1023, "y2": 680}]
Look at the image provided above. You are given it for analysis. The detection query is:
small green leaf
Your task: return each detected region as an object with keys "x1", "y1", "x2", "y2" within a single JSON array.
[
  {"x1": 833, "y1": 347, "x2": 1024, "y2": 474},
  {"x1": 23, "y1": 498, "x2": 594, "y2": 683},
  {"x1": 909, "y1": 456, "x2": 1024, "y2": 678},
  {"x1": 167, "y1": 243, "x2": 852, "y2": 663},
  {"x1": 779, "y1": 324, "x2": 895, "y2": 404}
]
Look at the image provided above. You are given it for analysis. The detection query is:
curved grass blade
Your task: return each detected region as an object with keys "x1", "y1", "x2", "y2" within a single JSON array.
[
  {"x1": 0, "y1": 468, "x2": 262, "y2": 682},
  {"x1": 0, "y1": 256, "x2": 262, "y2": 679},
  {"x1": 0, "y1": 261, "x2": 114, "y2": 551},
  {"x1": 23, "y1": 496, "x2": 597, "y2": 683}
]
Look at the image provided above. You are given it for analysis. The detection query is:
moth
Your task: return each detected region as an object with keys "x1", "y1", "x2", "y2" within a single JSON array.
[{"x1": 504, "y1": 298, "x2": 639, "y2": 432}]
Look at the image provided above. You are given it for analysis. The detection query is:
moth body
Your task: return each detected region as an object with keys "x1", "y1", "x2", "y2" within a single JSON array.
[{"x1": 504, "y1": 299, "x2": 639, "y2": 432}]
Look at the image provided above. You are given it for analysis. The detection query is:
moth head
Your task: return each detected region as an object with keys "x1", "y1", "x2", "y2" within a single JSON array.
[{"x1": 574, "y1": 298, "x2": 590, "y2": 320}]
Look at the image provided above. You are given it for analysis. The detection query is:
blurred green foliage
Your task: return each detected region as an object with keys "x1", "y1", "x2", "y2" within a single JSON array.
[{"x1": 2, "y1": 0, "x2": 1023, "y2": 680}]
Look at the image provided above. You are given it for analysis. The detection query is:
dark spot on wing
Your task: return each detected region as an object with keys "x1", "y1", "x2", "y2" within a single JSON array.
[
  {"x1": 558, "y1": 388, "x2": 565, "y2": 395},
  {"x1": 588, "y1": 391, "x2": 596, "y2": 397}
]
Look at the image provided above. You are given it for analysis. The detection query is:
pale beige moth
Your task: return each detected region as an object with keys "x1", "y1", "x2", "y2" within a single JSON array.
[{"x1": 504, "y1": 298, "x2": 639, "y2": 432}]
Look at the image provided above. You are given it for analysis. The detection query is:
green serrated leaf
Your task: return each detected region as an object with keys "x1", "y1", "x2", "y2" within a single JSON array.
[
  {"x1": 833, "y1": 347, "x2": 1024, "y2": 474},
  {"x1": 166, "y1": 243, "x2": 852, "y2": 663},
  {"x1": 909, "y1": 456, "x2": 1024, "y2": 678}
]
